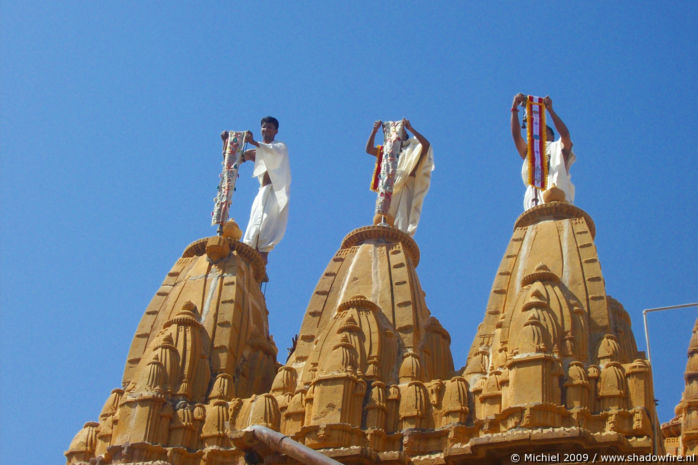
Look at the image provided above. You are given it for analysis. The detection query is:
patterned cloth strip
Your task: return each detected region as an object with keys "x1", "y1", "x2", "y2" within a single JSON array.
[
  {"x1": 526, "y1": 95, "x2": 547, "y2": 190},
  {"x1": 374, "y1": 121, "x2": 405, "y2": 216},
  {"x1": 370, "y1": 146, "x2": 384, "y2": 192},
  {"x1": 211, "y1": 131, "x2": 246, "y2": 226}
]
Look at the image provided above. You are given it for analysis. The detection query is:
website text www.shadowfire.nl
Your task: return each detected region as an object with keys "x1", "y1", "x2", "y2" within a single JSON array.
[{"x1": 508, "y1": 451, "x2": 696, "y2": 463}]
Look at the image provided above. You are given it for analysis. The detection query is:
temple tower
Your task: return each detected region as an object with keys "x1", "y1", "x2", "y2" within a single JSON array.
[
  {"x1": 461, "y1": 202, "x2": 660, "y2": 456},
  {"x1": 66, "y1": 226, "x2": 279, "y2": 465},
  {"x1": 275, "y1": 225, "x2": 455, "y2": 456},
  {"x1": 663, "y1": 318, "x2": 698, "y2": 455},
  {"x1": 68, "y1": 204, "x2": 663, "y2": 464}
]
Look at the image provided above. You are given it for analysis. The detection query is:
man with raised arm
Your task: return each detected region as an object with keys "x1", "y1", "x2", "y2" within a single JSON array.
[
  {"x1": 511, "y1": 94, "x2": 576, "y2": 210},
  {"x1": 221, "y1": 116, "x2": 290, "y2": 264},
  {"x1": 365, "y1": 118, "x2": 434, "y2": 236}
]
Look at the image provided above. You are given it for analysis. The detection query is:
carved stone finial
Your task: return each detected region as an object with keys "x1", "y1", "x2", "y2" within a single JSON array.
[
  {"x1": 206, "y1": 236, "x2": 231, "y2": 261},
  {"x1": 521, "y1": 264, "x2": 559, "y2": 286},
  {"x1": 209, "y1": 373, "x2": 234, "y2": 401},
  {"x1": 221, "y1": 219, "x2": 242, "y2": 241},
  {"x1": 597, "y1": 334, "x2": 621, "y2": 364},
  {"x1": 270, "y1": 366, "x2": 297, "y2": 395},
  {"x1": 165, "y1": 301, "x2": 202, "y2": 328},
  {"x1": 399, "y1": 351, "x2": 423, "y2": 383},
  {"x1": 543, "y1": 185, "x2": 567, "y2": 203}
]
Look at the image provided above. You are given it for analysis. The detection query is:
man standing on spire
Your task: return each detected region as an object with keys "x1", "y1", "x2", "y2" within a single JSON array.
[
  {"x1": 365, "y1": 118, "x2": 434, "y2": 236},
  {"x1": 511, "y1": 94, "x2": 575, "y2": 210},
  {"x1": 221, "y1": 116, "x2": 290, "y2": 264}
]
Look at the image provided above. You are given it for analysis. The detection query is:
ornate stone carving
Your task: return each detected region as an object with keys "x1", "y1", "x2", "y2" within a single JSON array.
[{"x1": 69, "y1": 205, "x2": 661, "y2": 464}]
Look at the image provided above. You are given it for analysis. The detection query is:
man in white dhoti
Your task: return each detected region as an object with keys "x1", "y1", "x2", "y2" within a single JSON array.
[
  {"x1": 222, "y1": 116, "x2": 290, "y2": 264},
  {"x1": 365, "y1": 119, "x2": 434, "y2": 236},
  {"x1": 510, "y1": 94, "x2": 576, "y2": 210}
]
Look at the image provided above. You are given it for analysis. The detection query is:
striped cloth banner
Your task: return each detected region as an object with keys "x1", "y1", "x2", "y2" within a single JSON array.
[
  {"x1": 526, "y1": 96, "x2": 547, "y2": 190},
  {"x1": 374, "y1": 120, "x2": 405, "y2": 216},
  {"x1": 211, "y1": 131, "x2": 246, "y2": 226}
]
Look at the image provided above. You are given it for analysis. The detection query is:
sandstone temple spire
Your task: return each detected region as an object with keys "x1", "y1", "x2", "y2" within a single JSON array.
[
  {"x1": 663, "y1": 317, "x2": 698, "y2": 455},
  {"x1": 66, "y1": 223, "x2": 279, "y2": 464},
  {"x1": 67, "y1": 202, "x2": 662, "y2": 464},
  {"x1": 460, "y1": 202, "x2": 660, "y2": 456}
]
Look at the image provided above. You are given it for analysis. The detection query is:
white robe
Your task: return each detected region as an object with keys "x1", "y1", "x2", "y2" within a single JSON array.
[
  {"x1": 521, "y1": 139, "x2": 575, "y2": 210},
  {"x1": 243, "y1": 141, "x2": 291, "y2": 253},
  {"x1": 390, "y1": 138, "x2": 434, "y2": 236}
]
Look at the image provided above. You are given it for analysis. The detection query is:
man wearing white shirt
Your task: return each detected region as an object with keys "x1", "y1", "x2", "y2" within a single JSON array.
[
  {"x1": 510, "y1": 94, "x2": 576, "y2": 210},
  {"x1": 365, "y1": 118, "x2": 434, "y2": 236},
  {"x1": 222, "y1": 116, "x2": 290, "y2": 264}
]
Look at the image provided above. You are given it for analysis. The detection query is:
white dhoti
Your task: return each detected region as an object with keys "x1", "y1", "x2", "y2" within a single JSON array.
[
  {"x1": 522, "y1": 139, "x2": 575, "y2": 210},
  {"x1": 391, "y1": 138, "x2": 434, "y2": 236},
  {"x1": 243, "y1": 183, "x2": 289, "y2": 253},
  {"x1": 242, "y1": 141, "x2": 291, "y2": 253},
  {"x1": 389, "y1": 168, "x2": 433, "y2": 236}
]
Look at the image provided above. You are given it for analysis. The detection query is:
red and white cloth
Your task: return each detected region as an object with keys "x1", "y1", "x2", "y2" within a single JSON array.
[
  {"x1": 525, "y1": 96, "x2": 548, "y2": 190},
  {"x1": 211, "y1": 131, "x2": 246, "y2": 226},
  {"x1": 373, "y1": 121, "x2": 405, "y2": 217},
  {"x1": 370, "y1": 121, "x2": 434, "y2": 235}
]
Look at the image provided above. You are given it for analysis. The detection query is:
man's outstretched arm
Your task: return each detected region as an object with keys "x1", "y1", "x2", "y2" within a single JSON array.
[
  {"x1": 365, "y1": 120, "x2": 381, "y2": 157},
  {"x1": 403, "y1": 119, "x2": 430, "y2": 176},
  {"x1": 403, "y1": 119, "x2": 430, "y2": 155},
  {"x1": 511, "y1": 93, "x2": 528, "y2": 159},
  {"x1": 543, "y1": 96, "x2": 573, "y2": 165}
]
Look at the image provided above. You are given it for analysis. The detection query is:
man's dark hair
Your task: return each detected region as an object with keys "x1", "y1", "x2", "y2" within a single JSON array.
[{"x1": 261, "y1": 116, "x2": 279, "y2": 130}]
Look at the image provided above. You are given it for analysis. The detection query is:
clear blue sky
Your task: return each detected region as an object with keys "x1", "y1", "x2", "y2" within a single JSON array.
[{"x1": 1, "y1": 2, "x2": 696, "y2": 463}]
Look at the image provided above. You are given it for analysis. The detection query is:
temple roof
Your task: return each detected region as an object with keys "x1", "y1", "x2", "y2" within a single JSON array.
[
  {"x1": 464, "y1": 202, "x2": 629, "y2": 378},
  {"x1": 288, "y1": 224, "x2": 453, "y2": 387},
  {"x1": 67, "y1": 206, "x2": 662, "y2": 465}
]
